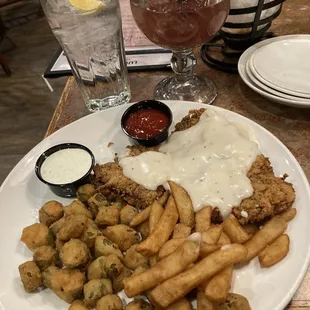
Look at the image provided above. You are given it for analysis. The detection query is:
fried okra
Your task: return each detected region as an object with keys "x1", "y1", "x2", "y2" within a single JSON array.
[
  {"x1": 49, "y1": 267, "x2": 86, "y2": 303},
  {"x1": 123, "y1": 244, "x2": 148, "y2": 270},
  {"x1": 132, "y1": 264, "x2": 149, "y2": 276},
  {"x1": 96, "y1": 294, "x2": 123, "y2": 310},
  {"x1": 33, "y1": 245, "x2": 59, "y2": 271},
  {"x1": 94, "y1": 236, "x2": 123, "y2": 260},
  {"x1": 18, "y1": 261, "x2": 42, "y2": 292},
  {"x1": 42, "y1": 266, "x2": 59, "y2": 288},
  {"x1": 125, "y1": 299, "x2": 153, "y2": 310},
  {"x1": 87, "y1": 256, "x2": 107, "y2": 280},
  {"x1": 87, "y1": 254, "x2": 124, "y2": 280},
  {"x1": 102, "y1": 224, "x2": 140, "y2": 251},
  {"x1": 39, "y1": 201, "x2": 64, "y2": 227},
  {"x1": 21, "y1": 223, "x2": 54, "y2": 251},
  {"x1": 77, "y1": 184, "x2": 96, "y2": 203},
  {"x1": 57, "y1": 214, "x2": 88, "y2": 242},
  {"x1": 88, "y1": 193, "x2": 109, "y2": 217},
  {"x1": 120, "y1": 204, "x2": 138, "y2": 225},
  {"x1": 60, "y1": 239, "x2": 90, "y2": 268},
  {"x1": 69, "y1": 300, "x2": 88, "y2": 310},
  {"x1": 84, "y1": 278, "x2": 113, "y2": 308},
  {"x1": 95, "y1": 206, "x2": 120, "y2": 227},
  {"x1": 50, "y1": 217, "x2": 66, "y2": 236},
  {"x1": 104, "y1": 254, "x2": 124, "y2": 278},
  {"x1": 64, "y1": 200, "x2": 92, "y2": 219},
  {"x1": 137, "y1": 221, "x2": 150, "y2": 240},
  {"x1": 112, "y1": 267, "x2": 132, "y2": 293},
  {"x1": 80, "y1": 219, "x2": 101, "y2": 248}
]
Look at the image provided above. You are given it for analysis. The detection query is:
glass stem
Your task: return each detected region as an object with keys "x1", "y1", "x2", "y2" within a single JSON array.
[{"x1": 170, "y1": 48, "x2": 196, "y2": 83}]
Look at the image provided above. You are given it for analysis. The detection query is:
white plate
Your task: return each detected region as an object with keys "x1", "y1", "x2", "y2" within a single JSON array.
[
  {"x1": 238, "y1": 35, "x2": 310, "y2": 108},
  {"x1": 251, "y1": 37, "x2": 310, "y2": 97},
  {"x1": 245, "y1": 61, "x2": 310, "y2": 102},
  {"x1": 0, "y1": 101, "x2": 310, "y2": 310}
]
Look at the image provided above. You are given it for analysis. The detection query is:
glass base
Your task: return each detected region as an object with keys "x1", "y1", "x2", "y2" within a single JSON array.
[
  {"x1": 154, "y1": 74, "x2": 217, "y2": 105},
  {"x1": 85, "y1": 91, "x2": 131, "y2": 112}
]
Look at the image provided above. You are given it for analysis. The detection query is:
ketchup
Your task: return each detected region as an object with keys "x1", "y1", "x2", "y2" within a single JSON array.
[{"x1": 125, "y1": 108, "x2": 169, "y2": 139}]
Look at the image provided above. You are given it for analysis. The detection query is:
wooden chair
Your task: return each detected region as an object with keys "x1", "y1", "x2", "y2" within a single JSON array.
[{"x1": 0, "y1": 15, "x2": 11, "y2": 76}]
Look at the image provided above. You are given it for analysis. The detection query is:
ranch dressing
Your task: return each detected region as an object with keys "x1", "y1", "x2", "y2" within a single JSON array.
[
  {"x1": 40, "y1": 148, "x2": 92, "y2": 184},
  {"x1": 119, "y1": 109, "x2": 261, "y2": 217}
]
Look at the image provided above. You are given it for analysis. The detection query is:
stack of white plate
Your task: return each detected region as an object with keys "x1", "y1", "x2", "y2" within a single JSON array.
[{"x1": 238, "y1": 35, "x2": 310, "y2": 108}]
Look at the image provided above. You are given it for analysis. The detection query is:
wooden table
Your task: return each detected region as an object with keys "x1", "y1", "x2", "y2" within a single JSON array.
[{"x1": 46, "y1": 0, "x2": 310, "y2": 308}]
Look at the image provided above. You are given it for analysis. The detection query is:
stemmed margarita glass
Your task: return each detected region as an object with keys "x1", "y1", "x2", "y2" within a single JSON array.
[{"x1": 130, "y1": 0, "x2": 229, "y2": 104}]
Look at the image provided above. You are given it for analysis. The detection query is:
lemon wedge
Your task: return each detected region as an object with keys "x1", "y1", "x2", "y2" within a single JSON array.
[{"x1": 69, "y1": 0, "x2": 105, "y2": 13}]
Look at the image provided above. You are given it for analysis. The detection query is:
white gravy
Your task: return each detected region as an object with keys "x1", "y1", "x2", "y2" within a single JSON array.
[
  {"x1": 40, "y1": 148, "x2": 92, "y2": 184},
  {"x1": 119, "y1": 109, "x2": 261, "y2": 218}
]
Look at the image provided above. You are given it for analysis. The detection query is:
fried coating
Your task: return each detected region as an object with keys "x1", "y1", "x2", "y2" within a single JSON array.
[
  {"x1": 80, "y1": 219, "x2": 101, "y2": 249},
  {"x1": 60, "y1": 239, "x2": 90, "y2": 268},
  {"x1": 102, "y1": 224, "x2": 140, "y2": 252},
  {"x1": 33, "y1": 245, "x2": 59, "y2": 271},
  {"x1": 120, "y1": 204, "x2": 138, "y2": 225},
  {"x1": 96, "y1": 294, "x2": 123, "y2": 310},
  {"x1": 95, "y1": 205, "x2": 120, "y2": 226},
  {"x1": 94, "y1": 236, "x2": 123, "y2": 260},
  {"x1": 93, "y1": 162, "x2": 165, "y2": 209},
  {"x1": 39, "y1": 200, "x2": 64, "y2": 227},
  {"x1": 123, "y1": 244, "x2": 149, "y2": 270},
  {"x1": 21, "y1": 223, "x2": 54, "y2": 251},
  {"x1": 56, "y1": 214, "x2": 88, "y2": 242},
  {"x1": 69, "y1": 300, "x2": 88, "y2": 310},
  {"x1": 18, "y1": 261, "x2": 42, "y2": 292},
  {"x1": 77, "y1": 184, "x2": 96, "y2": 203},
  {"x1": 50, "y1": 217, "x2": 66, "y2": 236},
  {"x1": 112, "y1": 267, "x2": 132, "y2": 293},
  {"x1": 173, "y1": 108, "x2": 206, "y2": 132},
  {"x1": 232, "y1": 155, "x2": 295, "y2": 225},
  {"x1": 49, "y1": 268, "x2": 86, "y2": 303},
  {"x1": 84, "y1": 279, "x2": 113, "y2": 308},
  {"x1": 88, "y1": 193, "x2": 109, "y2": 217},
  {"x1": 64, "y1": 200, "x2": 92, "y2": 219}
]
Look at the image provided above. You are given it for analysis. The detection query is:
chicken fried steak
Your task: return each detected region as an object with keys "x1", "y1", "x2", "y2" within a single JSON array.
[
  {"x1": 92, "y1": 109, "x2": 295, "y2": 225},
  {"x1": 93, "y1": 162, "x2": 165, "y2": 209}
]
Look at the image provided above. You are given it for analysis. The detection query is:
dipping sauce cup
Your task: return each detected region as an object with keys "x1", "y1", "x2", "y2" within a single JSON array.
[
  {"x1": 35, "y1": 143, "x2": 95, "y2": 198},
  {"x1": 121, "y1": 100, "x2": 173, "y2": 147}
]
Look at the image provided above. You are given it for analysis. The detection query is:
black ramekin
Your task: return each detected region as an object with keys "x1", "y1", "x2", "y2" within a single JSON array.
[
  {"x1": 35, "y1": 143, "x2": 95, "y2": 198},
  {"x1": 121, "y1": 100, "x2": 173, "y2": 147}
]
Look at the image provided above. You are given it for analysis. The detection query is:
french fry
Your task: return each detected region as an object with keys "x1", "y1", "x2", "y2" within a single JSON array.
[
  {"x1": 136, "y1": 196, "x2": 178, "y2": 257},
  {"x1": 149, "y1": 201, "x2": 164, "y2": 233},
  {"x1": 242, "y1": 224, "x2": 259, "y2": 235},
  {"x1": 158, "y1": 238, "x2": 186, "y2": 260},
  {"x1": 243, "y1": 216, "x2": 287, "y2": 262},
  {"x1": 218, "y1": 232, "x2": 231, "y2": 246},
  {"x1": 168, "y1": 181, "x2": 195, "y2": 228},
  {"x1": 223, "y1": 215, "x2": 251, "y2": 244},
  {"x1": 158, "y1": 190, "x2": 170, "y2": 206},
  {"x1": 129, "y1": 205, "x2": 151, "y2": 227},
  {"x1": 124, "y1": 239, "x2": 200, "y2": 297},
  {"x1": 258, "y1": 234, "x2": 290, "y2": 267},
  {"x1": 195, "y1": 206, "x2": 212, "y2": 232},
  {"x1": 172, "y1": 223, "x2": 192, "y2": 239},
  {"x1": 148, "y1": 244, "x2": 248, "y2": 308},
  {"x1": 277, "y1": 208, "x2": 297, "y2": 222},
  {"x1": 204, "y1": 265, "x2": 233, "y2": 302},
  {"x1": 164, "y1": 298, "x2": 193, "y2": 310},
  {"x1": 149, "y1": 255, "x2": 158, "y2": 267},
  {"x1": 200, "y1": 226, "x2": 222, "y2": 257},
  {"x1": 197, "y1": 291, "x2": 214, "y2": 310}
]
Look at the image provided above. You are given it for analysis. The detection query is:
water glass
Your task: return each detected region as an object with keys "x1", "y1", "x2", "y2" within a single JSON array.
[{"x1": 41, "y1": 0, "x2": 131, "y2": 112}]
